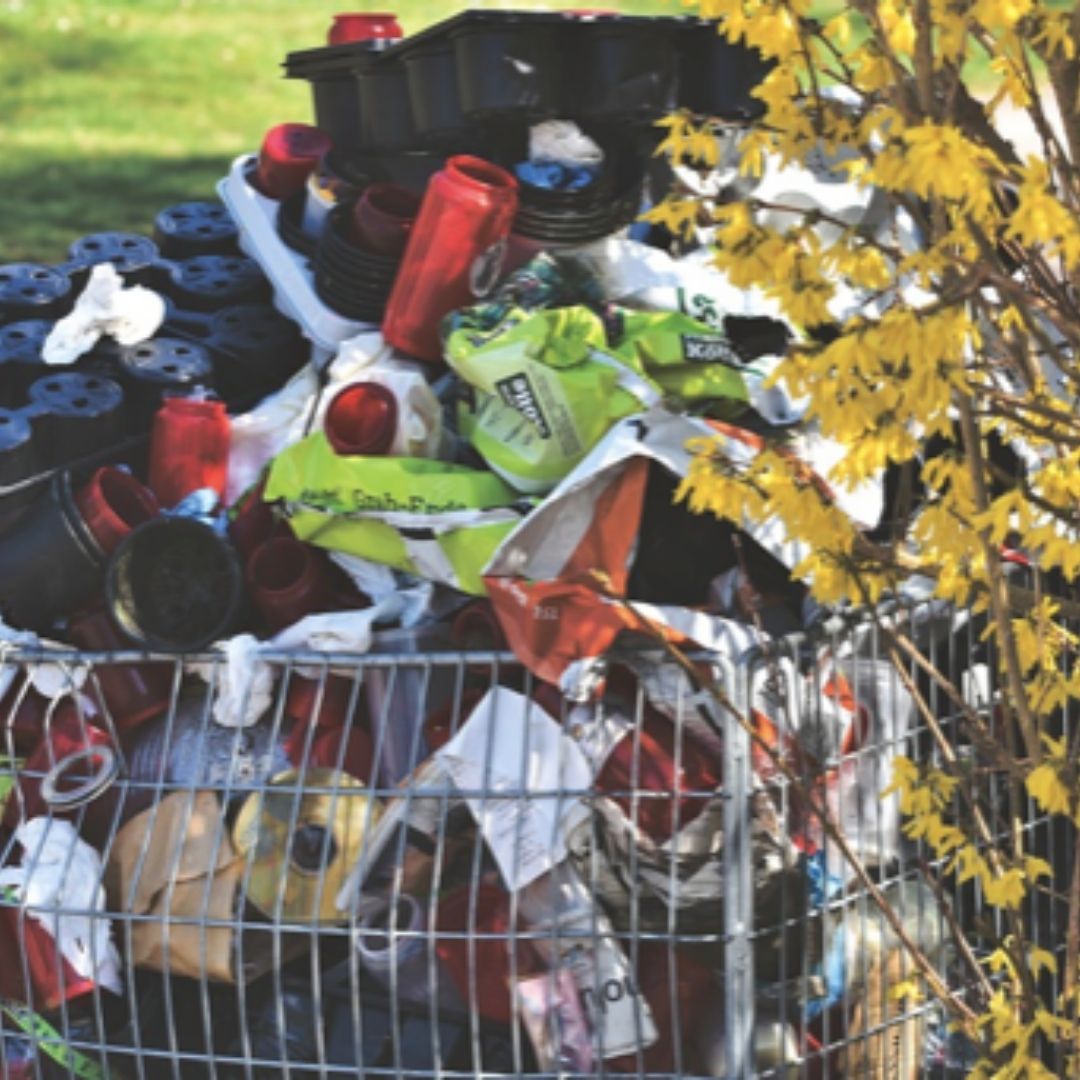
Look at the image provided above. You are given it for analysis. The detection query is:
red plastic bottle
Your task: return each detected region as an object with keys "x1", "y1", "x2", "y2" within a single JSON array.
[
  {"x1": 324, "y1": 382, "x2": 398, "y2": 455},
  {"x1": 147, "y1": 393, "x2": 230, "y2": 508},
  {"x1": 328, "y1": 12, "x2": 403, "y2": 45},
  {"x1": 382, "y1": 155, "x2": 519, "y2": 362}
]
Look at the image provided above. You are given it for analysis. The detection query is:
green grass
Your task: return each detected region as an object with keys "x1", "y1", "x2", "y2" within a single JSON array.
[{"x1": 0, "y1": 0, "x2": 679, "y2": 262}]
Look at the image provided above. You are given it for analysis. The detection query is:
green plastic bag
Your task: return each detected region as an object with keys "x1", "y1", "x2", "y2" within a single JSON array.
[
  {"x1": 446, "y1": 306, "x2": 661, "y2": 494},
  {"x1": 611, "y1": 309, "x2": 750, "y2": 406},
  {"x1": 265, "y1": 433, "x2": 529, "y2": 595}
]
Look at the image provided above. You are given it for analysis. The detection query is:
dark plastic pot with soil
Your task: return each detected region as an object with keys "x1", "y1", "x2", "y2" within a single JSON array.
[{"x1": 105, "y1": 517, "x2": 243, "y2": 652}]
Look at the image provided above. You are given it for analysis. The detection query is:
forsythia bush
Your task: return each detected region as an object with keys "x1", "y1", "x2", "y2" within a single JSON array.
[{"x1": 653, "y1": 2, "x2": 1080, "y2": 1075}]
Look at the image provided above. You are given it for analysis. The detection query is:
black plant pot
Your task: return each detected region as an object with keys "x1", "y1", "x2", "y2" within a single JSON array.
[
  {"x1": 0, "y1": 319, "x2": 52, "y2": 405},
  {"x1": 159, "y1": 254, "x2": 271, "y2": 312},
  {"x1": 277, "y1": 191, "x2": 319, "y2": 258},
  {"x1": 0, "y1": 470, "x2": 105, "y2": 632},
  {"x1": 451, "y1": 21, "x2": 561, "y2": 120},
  {"x1": 0, "y1": 264, "x2": 72, "y2": 321},
  {"x1": 404, "y1": 40, "x2": 468, "y2": 146},
  {"x1": 65, "y1": 233, "x2": 160, "y2": 286},
  {"x1": 26, "y1": 371, "x2": 126, "y2": 467},
  {"x1": 115, "y1": 337, "x2": 216, "y2": 431},
  {"x1": 106, "y1": 517, "x2": 243, "y2": 652},
  {"x1": 359, "y1": 60, "x2": 418, "y2": 153},
  {"x1": 676, "y1": 19, "x2": 773, "y2": 120},
  {"x1": 314, "y1": 206, "x2": 400, "y2": 321},
  {"x1": 566, "y1": 18, "x2": 678, "y2": 124},
  {"x1": 153, "y1": 201, "x2": 239, "y2": 259}
]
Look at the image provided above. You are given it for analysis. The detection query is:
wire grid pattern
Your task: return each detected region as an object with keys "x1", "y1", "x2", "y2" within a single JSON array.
[{"x1": 0, "y1": 608, "x2": 1068, "y2": 1079}]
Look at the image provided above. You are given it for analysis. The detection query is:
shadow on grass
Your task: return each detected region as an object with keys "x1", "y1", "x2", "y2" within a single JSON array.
[{"x1": 0, "y1": 153, "x2": 244, "y2": 263}]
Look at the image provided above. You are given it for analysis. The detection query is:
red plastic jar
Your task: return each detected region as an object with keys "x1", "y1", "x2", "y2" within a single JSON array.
[
  {"x1": 328, "y1": 12, "x2": 403, "y2": 45},
  {"x1": 350, "y1": 183, "x2": 421, "y2": 256},
  {"x1": 73, "y1": 466, "x2": 159, "y2": 556},
  {"x1": 252, "y1": 123, "x2": 334, "y2": 201},
  {"x1": 382, "y1": 155, "x2": 518, "y2": 362},
  {"x1": 324, "y1": 382, "x2": 398, "y2": 456},
  {"x1": 147, "y1": 394, "x2": 230, "y2": 508}
]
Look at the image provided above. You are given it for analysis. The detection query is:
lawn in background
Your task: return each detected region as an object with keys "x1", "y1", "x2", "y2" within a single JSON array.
[{"x1": 0, "y1": 0, "x2": 677, "y2": 262}]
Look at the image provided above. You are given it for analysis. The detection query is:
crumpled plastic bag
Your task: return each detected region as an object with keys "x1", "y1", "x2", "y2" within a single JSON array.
[
  {"x1": 42, "y1": 264, "x2": 165, "y2": 366},
  {"x1": 265, "y1": 434, "x2": 528, "y2": 594},
  {"x1": 0, "y1": 818, "x2": 122, "y2": 994},
  {"x1": 189, "y1": 600, "x2": 405, "y2": 728},
  {"x1": 447, "y1": 305, "x2": 661, "y2": 494}
]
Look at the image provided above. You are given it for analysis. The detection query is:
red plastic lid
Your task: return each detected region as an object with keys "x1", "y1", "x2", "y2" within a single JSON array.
[
  {"x1": 74, "y1": 467, "x2": 159, "y2": 557},
  {"x1": 324, "y1": 382, "x2": 398, "y2": 456},
  {"x1": 329, "y1": 12, "x2": 403, "y2": 44}
]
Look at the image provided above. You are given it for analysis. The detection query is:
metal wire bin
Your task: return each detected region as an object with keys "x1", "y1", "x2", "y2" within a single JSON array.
[{"x1": 0, "y1": 609, "x2": 1071, "y2": 1078}]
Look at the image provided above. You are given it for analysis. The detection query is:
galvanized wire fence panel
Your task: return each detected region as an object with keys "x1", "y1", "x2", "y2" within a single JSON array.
[{"x1": 0, "y1": 619, "x2": 1070, "y2": 1079}]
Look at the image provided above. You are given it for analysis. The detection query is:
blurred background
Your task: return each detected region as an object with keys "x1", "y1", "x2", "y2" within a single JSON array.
[{"x1": 0, "y1": 0, "x2": 674, "y2": 262}]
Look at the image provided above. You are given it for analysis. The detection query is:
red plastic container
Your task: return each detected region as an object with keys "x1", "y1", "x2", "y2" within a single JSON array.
[
  {"x1": 328, "y1": 12, "x2": 403, "y2": 45},
  {"x1": 595, "y1": 712, "x2": 720, "y2": 842},
  {"x1": 73, "y1": 466, "x2": 159, "y2": 556},
  {"x1": 350, "y1": 183, "x2": 421, "y2": 255},
  {"x1": 67, "y1": 608, "x2": 172, "y2": 733},
  {"x1": 246, "y1": 536, "x2": 339, "y2": 634},
  {"x1": 382, "y1": 155, "x2": 518, "y2": 362},
  {"x1": 147, "y1": 394, "x2": 230, "y2": 508},
  {"x1": 252, "y1": 123, "x2": 334, "y2": 201},
  {"x1": 324, "y1": 382, "x2": 398, "y2": 456}
]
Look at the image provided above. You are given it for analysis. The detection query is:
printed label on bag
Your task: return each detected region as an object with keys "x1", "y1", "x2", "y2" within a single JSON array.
[
  {"x1": 495, "y1": 374, "x2": 552, "y2": 439},
  {"x1": 681, "y1": 334, "x2": 739, "y2": 365}
]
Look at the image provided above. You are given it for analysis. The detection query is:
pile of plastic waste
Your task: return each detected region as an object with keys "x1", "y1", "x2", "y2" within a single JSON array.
[{"x1": 0, "y1": 10, "x2": 996, "y2": 1079}]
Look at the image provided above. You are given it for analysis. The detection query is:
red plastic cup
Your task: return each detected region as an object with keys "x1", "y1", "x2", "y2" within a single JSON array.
[
  {"x1": 285, "y1": 672, "x2": 361, "y2": 731},
  {"x1": 66, "y1": 608, "x2": 172, "y2": 733},
  {"x1": 252, "y1": 124, "x2": 334, "y2": 201},
  {"x1": 328, "y1": 12, "x2": 403, "y2": 45},
  {"x1": 73, "y1": 467, "x2": 159, "y2": 557},
  {"x1": 324, "y1": 382, "x2": 398, "y2": 456},
  {"x1": 147, "y1": 394, "x2": 230, "y2": 509},
  {"x1": 246, "y1": 537, "x2": 339, "y2": 634},
  {"x1": 350, "y1": 183, "x2": 421, "y2": 256},
  {"x1": 382, "y1": 156, "x2": 518, "y2": 362}
]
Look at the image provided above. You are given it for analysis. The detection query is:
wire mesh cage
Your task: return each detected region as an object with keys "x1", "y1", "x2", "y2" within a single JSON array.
[{"x1": 0, "y1": 606, "x2": 1071, "y2": 1079}]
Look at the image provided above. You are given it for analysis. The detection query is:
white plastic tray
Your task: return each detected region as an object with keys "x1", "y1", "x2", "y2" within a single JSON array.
[{"x1": 218, "y1": 154, "x2": 376, "y2": 361}]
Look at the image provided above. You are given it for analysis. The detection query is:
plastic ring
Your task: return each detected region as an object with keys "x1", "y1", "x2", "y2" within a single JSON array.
[{"x1": 40, "y1": 745, "x2": 118, "y2": 811}]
